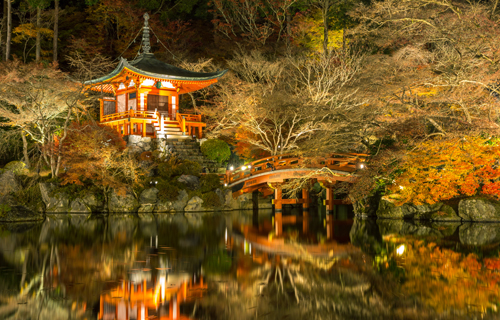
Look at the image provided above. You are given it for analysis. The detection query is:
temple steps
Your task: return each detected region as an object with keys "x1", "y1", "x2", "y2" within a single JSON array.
[{"x1": 163, "y1": 138, "x2": 223, "y2": 173}]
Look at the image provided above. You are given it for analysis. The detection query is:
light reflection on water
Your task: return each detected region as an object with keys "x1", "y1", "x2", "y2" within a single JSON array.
[{"x1": 0, "y1": 212, "x2": 499, "y2": 319}]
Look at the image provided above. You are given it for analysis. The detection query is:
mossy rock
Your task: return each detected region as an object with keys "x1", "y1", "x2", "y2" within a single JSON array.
[
  {"x1": 3, "y1": 161, "x2": 29, "y2": 175},
  {"x1": 0, "y1": 203, "x2": 43, "y2": 222}
]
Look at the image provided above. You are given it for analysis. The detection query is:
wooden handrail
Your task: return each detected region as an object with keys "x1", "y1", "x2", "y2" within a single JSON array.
[{"x1": 224, "y1": 153, "x2": 368, "y2": 185}]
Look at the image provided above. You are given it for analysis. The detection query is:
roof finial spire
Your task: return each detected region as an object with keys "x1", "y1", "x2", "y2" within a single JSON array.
[{"x1": 142, "y1": 13, "x2": 151, "y2": 54}]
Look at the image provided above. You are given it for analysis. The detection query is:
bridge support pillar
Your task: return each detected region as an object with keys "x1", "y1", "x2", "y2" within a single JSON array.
[
  {"x1": 302, "y1": 188, "x2": 309, "y2": 234},
  {"x1": 326, "y1": 186, "x2": 334, "y2": 216},
  {"x1": 325, "y1": 186, "x2": 335, "y2": 240},
  {"x1": 274, "y1": 186, "x2": 282, "y2": 237}
]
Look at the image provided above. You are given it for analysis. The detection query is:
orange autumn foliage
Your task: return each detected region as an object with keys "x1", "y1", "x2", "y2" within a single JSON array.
[
  {"x1": 388, "y1": 136, "x2": 500, "y2": 205},
  {"x1": 60, "y1": 122, "x2": 144, "y2": 194}
]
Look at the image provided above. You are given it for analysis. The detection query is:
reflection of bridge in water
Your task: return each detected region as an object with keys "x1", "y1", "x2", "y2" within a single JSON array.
[{"x1": 223, "y1": 153, "x2": 367, "y2": 237}]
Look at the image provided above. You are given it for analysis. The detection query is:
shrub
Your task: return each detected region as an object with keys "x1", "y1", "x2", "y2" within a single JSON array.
[
  {"x1": 158, "y1": 157, "x2": 201, "y2": 179},
  {"x1": 201, "y1": 191, "x2": 222, "y2": 208},
  {"x1": 201, "y1": 139, "x2": 231, "y2": 164},
  {"x1": 199, "y1": 174, "x2": 222, "y2": 193}
]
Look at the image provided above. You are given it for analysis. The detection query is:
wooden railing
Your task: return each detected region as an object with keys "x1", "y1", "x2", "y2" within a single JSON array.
[
  {"x1": 224, "y1": 153, "x2": 368, "y2": 185},
  {"x1": 101, "y1": 110, "x2": 158, "y2": 122}
]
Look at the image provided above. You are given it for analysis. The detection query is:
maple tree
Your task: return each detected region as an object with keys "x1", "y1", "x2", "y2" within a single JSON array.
[
  {"x1": 386, "y1": 136, "x2": 500, "y2": 205},
  {"x1": 59, "y1": 121, "x2": 144, "y2": 195}
]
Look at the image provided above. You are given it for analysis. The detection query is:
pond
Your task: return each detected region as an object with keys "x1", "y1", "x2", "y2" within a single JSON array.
[{"x1": 0, "y1": 210, "x2": 499, "y2": 320}]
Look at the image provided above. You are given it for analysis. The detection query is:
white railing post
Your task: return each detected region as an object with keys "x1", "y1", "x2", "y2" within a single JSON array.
[{"x1": 160, "y1": 114, "x2": 164, "y2": 133}]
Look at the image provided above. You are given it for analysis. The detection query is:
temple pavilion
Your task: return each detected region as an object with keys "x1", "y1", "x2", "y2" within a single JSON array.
[{"x1": 85, "y1": 13, "x2": 226, "y2": 139}]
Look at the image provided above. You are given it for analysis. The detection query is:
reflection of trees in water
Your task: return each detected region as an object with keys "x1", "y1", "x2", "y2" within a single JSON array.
[{"x1": 200, "y1": 248, "x2": 392, "y2": 320}]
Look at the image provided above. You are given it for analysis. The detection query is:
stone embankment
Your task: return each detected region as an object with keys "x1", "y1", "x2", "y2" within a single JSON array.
[
  {"x1": 37, "y1": 182, "x2": 271, "y2": 214},
  {"x1": 367, "y1": 197, "x2": 500, "y2": 222}
]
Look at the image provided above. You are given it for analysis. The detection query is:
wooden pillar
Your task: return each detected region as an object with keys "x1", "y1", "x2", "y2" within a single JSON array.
[
  {"x1": 199, "y1": 126, "x2": 203, "y2": 139},
  {"x1": 124, "y1": 121, "x2": 129, "y2": 135},
  {"x1": 326, "y1": 186, "x2": 334, "y2": 216},
  {"x1": 274, "y1": 186, "x2": 282, "y2": 236},
  {"x1": 142, "y1": 121, "x2": 147, "y2": 137},
  {"x1": 99, "y1": 99, "x2": 103, "y2": 122}
]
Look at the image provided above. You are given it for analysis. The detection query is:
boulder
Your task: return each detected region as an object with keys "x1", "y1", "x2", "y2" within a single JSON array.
[
  {"x1": 81, "y1": 192, "x2": 105, "y2": 212},
  {"x1": 3, "y1": 161, "x2": 28, "y2": 175},
  {"x1": 0, "y1": 170, "x2": 21, "y2": 196},
  {"x1": 376, "y1": 199, "x2": 460, "y2": 221},
  {"x1": 70, "y1": 198, "x2": 90, "y2": 213},
  {"x1": 172, "y1": 190, "x2": 189, "y2": 212},
  {"x1": 234, "y1": 192, "x2": 272, "y2": 210},
  {"x1": 138, "y1": 188, "x2": 159, "y2": 213},
  {"x1": 108, "y1": 189, "x2": 140, "y2": 213},
  {"x1": 155, "y1": 200, "x2": 174, "y2": 213},
  {"x1": 140, "y1": 188, "x2": 159, "y2": 204},
  {"x1": 217, "y1": 188, "x2": 236, "y2": 210},
  {"x1": 184, "y1": 196, "x2": 204, "y2": 212},
  {"x1": 39, "y1": 183, "x2": 70, "y2": 213},
  {"x1": 177, "y1": 175, "x2": 200, "y2": 190},
  {"x1": 458, "y1": 198, "x2": 500, "y2": 222},
  {"x1": 0, "y1": 203, "x2": 43, "y2": 222},
  {"x1": 459, "y1": 223, "x2": 500, "y2": 246}
]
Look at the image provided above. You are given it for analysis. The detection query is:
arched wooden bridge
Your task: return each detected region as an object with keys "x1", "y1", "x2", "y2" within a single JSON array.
[
  {"x1": 223, "y1": 153, "x2": 368, "y2": 197},
  {"x1": 222, "y1": 153, "x2": 368, "y2": 238}
]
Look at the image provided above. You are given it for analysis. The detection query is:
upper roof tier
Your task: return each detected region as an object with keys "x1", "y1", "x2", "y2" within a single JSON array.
[{"x1": 84, "y1": 13, "x2": 227, "y2": 94}]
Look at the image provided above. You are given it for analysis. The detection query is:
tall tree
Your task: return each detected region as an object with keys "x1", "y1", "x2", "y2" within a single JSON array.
[
  {"x1": 5, "y1": 0, "x2": 11, "y2": 61},
  {"x1": 52, "y1": 0, "x2": 57, "y2": 61},
  {"x1": 26, "y1": 0, "x2": 51, "y2": 62}
]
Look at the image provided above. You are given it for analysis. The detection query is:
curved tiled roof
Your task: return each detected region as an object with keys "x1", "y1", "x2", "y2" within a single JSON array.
[{"x1": 85, "y1": 53, "x2": 227, "y2": 85}]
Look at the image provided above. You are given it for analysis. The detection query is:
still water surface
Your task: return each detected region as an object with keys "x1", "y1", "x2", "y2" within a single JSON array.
[{"x1": 0, "y1": 211, "x2": 499, "y2": 320}]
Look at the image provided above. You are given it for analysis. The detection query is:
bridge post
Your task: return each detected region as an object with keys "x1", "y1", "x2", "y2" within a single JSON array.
[
  {"x1": 274, "y1": 186, "x2": 282, "y2": 237},
  {"x1": 326, "y1": 186, "x2": 335, "y2": 240},
  {"x1": 302, "y1": 188, "x2": 309, "y2": 234}
]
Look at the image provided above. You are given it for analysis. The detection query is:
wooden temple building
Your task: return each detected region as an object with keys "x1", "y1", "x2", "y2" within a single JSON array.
[{"x1": 86, "y1": 13, "x2": 226, "y2": 139}]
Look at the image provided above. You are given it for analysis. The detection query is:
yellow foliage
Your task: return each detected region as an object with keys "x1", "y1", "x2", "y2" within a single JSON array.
[
  {"x1": 293, "y1": 10, "x2": 344, "y2": 53},
  {"x1": 12, "y1": 23, "x2": 54, "y2": 43}
]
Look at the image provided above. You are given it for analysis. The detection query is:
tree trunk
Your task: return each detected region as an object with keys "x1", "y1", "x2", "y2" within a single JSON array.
[
  {"x1": 21, "y1": 131, "x2": 31, "y2": 167},
  {"x1": 53, "y1": 0, "x2": 58, "y2": 62},
  {"x1": 36, "y1": 6, "x2": 41, "y2": 62},
  {"x1": 5, "y1": 0, "x2": 11, "y2": 61},
  {"x1": 1, "y1": 1, "x2": 6, "y2": 61},
  {"x1": 323, "y1": 5, "x2": 329, "y2": 57}
]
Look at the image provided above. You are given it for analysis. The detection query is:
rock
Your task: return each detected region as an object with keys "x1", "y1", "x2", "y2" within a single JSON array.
[
  {"x1": 39, "y1": 183, "x2": 70, "y2": 213},
  {"x1": 155, "y1": 200, "x2": 174, "y2": 213},
  {"x1": 172, "y1": 190, "x2": 189, "y2": 212},
  {"x1": 108, "y1": 189, "x2": 140, "y2": 213},
  {"x1": 139, "y1": 188, "x2": 158, "y2": 213},
  {"x1": 353, "y1": 195, "x2": 380, "y2": 217},
  {"x1": 140, "y1": 188, "x2": 159, "y2": 204},
  {"x1": 459, "y1": 223, "x2": 500, "y2": 246},
  {"x1": 81, "y1": 192, "x2": 105, "y2": 212},
  {"x1": 234, "y1": 192, "x2": 272, "y2": 210},
  {"x1": 70, "y1": 198, "x2": 90, "y2": 213},
  {"x1": 0, "y1": 203, "x2": 43, "y2": 222},
  {"x1": 177, "y1": 175, "x2": 200, "y2": 190},
  {"x1": 376, "y1": 199, "x2": 460, "y2": 221},
  {"x1": 458, "y1": 198, "x2": 500, "y2": 222},
  {"x1": 184, "y1": 196, "x2": 204, "y2": 212},
  {"x1": 3, "y1": 161, "x2": 28, "y2": 175},
  {"x1": 0, "y1": 171, "x2": 21, "y2": 196}
]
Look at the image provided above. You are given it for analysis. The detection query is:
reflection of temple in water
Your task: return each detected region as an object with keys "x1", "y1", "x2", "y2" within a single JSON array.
[{"x1": 99, "y1": 256, "x2": 206, "y2": 320}]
